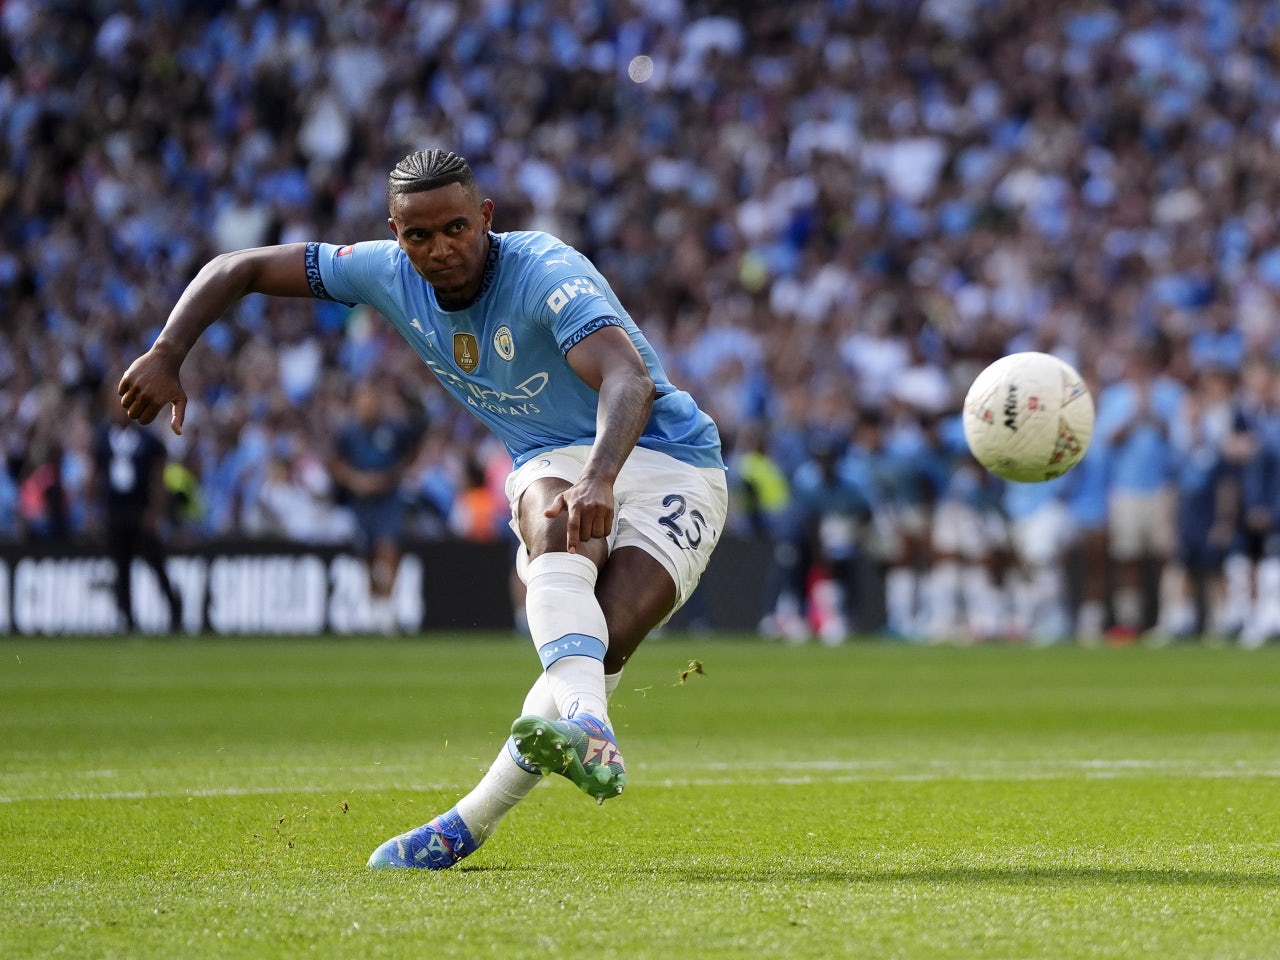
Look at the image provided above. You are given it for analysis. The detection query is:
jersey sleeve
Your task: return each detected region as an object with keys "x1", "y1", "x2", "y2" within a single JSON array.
[
  {"x1": 306, "y1": 241, "x2": 397, "y2": 309},
  {"x1": 532, "y1": 260, "x2": 625, "y2": 355}
]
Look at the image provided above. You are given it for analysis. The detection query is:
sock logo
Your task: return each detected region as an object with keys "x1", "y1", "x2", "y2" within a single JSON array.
[{"x1": 537, "y1": 633, "x2": 606, "y2": 666}]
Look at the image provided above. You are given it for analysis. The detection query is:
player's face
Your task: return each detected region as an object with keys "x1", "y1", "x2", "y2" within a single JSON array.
[{"x1": 388, "y1": 184, "x2": 494, "y2": 306}]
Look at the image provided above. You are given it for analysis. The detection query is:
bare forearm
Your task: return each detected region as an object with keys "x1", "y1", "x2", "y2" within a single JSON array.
[
  {"x1": 154, "y1": 254, "x2": 257, "y2": 358},
  {"x1": 120, "y1": 244, "x2": 311, "y2": 431},
  {"x1": 582, "y1": 370, "x2": 655, "y2": 482}
]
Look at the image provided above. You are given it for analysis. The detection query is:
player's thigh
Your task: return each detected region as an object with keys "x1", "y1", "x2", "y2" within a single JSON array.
[
  {"x1": 505, "y1": 447, "x2": 727, "y2": 635},
  {"x1": 506, "y1": 453, "x2": 608, "y2": 566},
  {"x1": 612, "y1": 447, "x2": 727, "y2": 613}
]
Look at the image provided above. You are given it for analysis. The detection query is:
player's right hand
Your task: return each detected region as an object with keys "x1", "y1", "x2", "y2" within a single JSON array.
[
  {"x1": 544, "y1": 475, "x2": 615, "y2": 552},
  {"x1": 118, "y1": 346, "x2": 188, "y2": 435}
]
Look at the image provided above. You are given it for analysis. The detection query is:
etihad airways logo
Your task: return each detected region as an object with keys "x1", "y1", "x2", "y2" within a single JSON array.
[{"x1": 422, "y1": 355, "x2": 549, "y2": 417}]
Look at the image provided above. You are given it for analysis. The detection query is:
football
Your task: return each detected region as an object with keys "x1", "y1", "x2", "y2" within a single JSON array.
[{"x1": 962, "y1": 351, "x2": 1094, "y2": 483}]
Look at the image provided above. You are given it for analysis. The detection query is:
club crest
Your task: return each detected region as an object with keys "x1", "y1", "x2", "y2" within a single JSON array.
[
  {"x1": 493, "y1": 325, "x2": 515, "y2": 362},
  {"x1": 453, "y1": 333, "x2": 479, "y2": 373}
]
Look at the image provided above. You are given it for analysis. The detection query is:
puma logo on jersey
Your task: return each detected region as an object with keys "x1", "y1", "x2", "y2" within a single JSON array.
[{"x1": 409, "y1": 318, "x2": 436, "y2": 343}]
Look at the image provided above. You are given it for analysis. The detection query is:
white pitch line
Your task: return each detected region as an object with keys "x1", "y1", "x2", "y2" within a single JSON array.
[
  {"x1": 0, "y1": 782, "x2": 457, "y2": 804},
  {"x1": 2, "y1": 758, "x2": 1278, "y2": 804}
]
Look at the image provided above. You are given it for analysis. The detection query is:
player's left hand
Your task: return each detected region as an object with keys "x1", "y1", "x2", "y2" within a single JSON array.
[{"x1": 544, "y1": 476, "x2": 615, "y2": 552}]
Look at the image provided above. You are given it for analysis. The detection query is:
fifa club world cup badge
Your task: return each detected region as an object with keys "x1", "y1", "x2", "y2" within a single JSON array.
[{"x1": 454, "y1": 333, "x2": 479, "y2": 372}]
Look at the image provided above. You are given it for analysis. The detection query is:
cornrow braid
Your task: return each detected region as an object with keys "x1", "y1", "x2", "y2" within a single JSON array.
[{"x1": 387, "y1": 149, "x2": 476, "y2": 206}]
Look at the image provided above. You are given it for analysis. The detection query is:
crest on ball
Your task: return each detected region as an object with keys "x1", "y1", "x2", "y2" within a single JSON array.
[{"x1": 962, "y1": 352, "x2": 1094, "y2": 483}]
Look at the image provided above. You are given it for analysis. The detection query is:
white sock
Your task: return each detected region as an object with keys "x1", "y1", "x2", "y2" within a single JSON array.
[
  {"x1": 1222, "y1": 554, "x2": 1252, "y2": 632},
  {"x1": 454, "y1": 741, "x2": 540, "y2": 842},
  {"x1": 1031, "y1": 566, "x2": 1068, "y2": 641},
  {"x1": 963, "y1": 564, "x2": 1001, "y2": 639},
  {"x1": 455, "y1": 667, "x2": 627, "y2": 839},
  {"x1": 925, "y1": 561, "x2": 961, "y2": 640},
  {"x1": 1076, "y1": 600, "x2": 1105, "y2": 642},
  {"x1": 521, "y1": 672, "x2": 558, "y2": 716},
  {"x1": 517, "y1": 665, "x2": 624, "y2": 721},
  {"x1": 884, "y1": 567, "x2": 918, "y2": 636},
  {"x1": 524, "y1": 552, "x2": 609, "y2": 721},
  {"x1": 1244, "y1": 558, "x2": 1280, "y2": 645},
  {"x1": 1156, "y1": 565, "x2": 1190, "y2": 634},
  {"x1": 604, "y1": 670, "x2": 623, "y2": 700}
]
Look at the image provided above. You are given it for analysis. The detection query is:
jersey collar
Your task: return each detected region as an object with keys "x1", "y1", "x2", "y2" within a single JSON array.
[{"x1": 438, "y1": 231, "x2": 501, "y2": 312}]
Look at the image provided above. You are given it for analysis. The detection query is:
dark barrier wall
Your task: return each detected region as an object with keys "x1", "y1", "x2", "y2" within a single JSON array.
[{"x1": 0, "y1": 537, "x2": 774, "y2": 636}]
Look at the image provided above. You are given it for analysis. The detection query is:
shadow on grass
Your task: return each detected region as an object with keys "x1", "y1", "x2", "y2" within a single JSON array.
[{"x1": 632, "y1": 865, "x2": 1280, "y2": 889}]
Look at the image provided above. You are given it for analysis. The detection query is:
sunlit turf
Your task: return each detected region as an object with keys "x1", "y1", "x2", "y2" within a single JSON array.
[{"x1": 2, "y1": 635, "x2": 1278, "y2": 959}]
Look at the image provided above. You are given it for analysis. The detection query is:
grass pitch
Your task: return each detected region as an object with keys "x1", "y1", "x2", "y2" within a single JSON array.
[{"x1": 2, "y1": 635, "x2": 1278, "y2": 959}]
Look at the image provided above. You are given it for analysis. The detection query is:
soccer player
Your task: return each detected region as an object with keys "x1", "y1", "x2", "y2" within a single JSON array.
[
  {"x1": 1093, "y1": 344, "x2": 1184, "y2": 640},
  {"x1": 329, "y1": 380, "x2": 426, "y2": 632},
  {"x1": 117, "y1": 149, "x2": 728, "y2": 868},
  {"x1": 91, "y1": 389, "x2": 182, "y2": 633}
]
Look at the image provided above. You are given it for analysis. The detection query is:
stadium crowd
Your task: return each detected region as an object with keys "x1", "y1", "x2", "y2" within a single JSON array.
[{"x1": 5, "y1": 0, "x2": 1280, "y2": 645}]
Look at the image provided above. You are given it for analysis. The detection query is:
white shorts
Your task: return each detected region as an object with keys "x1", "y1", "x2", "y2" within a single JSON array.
[
  {"x1": 932, "y1": 500, "x2": 1009, "y2": 560},
  {"x1": 505, "y1": 445, "x2": 729, "y2": 613},
  {"x1": 1108, "y1": 488, "x2": 1175, "y2": 561},
  {"x1": 1010, "y1": 500, "x2": 1076, "y2": 568}
]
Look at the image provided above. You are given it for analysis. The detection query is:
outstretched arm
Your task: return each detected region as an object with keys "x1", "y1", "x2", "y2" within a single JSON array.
[
  {"x1": 545, "y1": 324, "x2": 655, "y2": 549},
  {"x1": 118, "y1": 243, "x2": 314, "y2": 433}
]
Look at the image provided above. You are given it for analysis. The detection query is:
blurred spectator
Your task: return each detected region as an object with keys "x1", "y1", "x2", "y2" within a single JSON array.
[
  {"x1": 251, "y1": 443, "x2": 353, "y2": 545},
  {"x1": 1093, "y1": 343, "x2": 1184, "y2": 640},
  {"x1": 727, "y1": 421, "x2": 791, "y2": 541},
  {"x1": 1240, "y1": 364, "x2": 1280, "y2": 648},
  {"x1": 90, "y1": 398, "x2": 181, "y2": 633},
  {"x1": 1004, "y1": 475, "x2": 1075, "y2": 645},
  {"x1": 924, "y1": 416, "x2": 1010, "y2": 643},
  {"x1": 787, "y1": 434, "x2": 873, "y2": 645},
  {"x1": 875, "y1": 410, "x2": 951, "y2": 638},
  {"x1": 162, "y1": 451, "x2": 204, "y2": 544},
  {"x1": 329, "y1": 380, "x2": 426, "y2": 632},
  {"x1": 1149, "y1": 366, "x2": 1239, "y2": 641},
  {"x1": 1062, "y1": 423, "x2": 1112, "y2": 644},
  {"x1": 448, "y1": 453, "x2": 506, "y2": 543},
  {"x1": 6, "y1": 2, "x2": 1280, "y2": 647}
]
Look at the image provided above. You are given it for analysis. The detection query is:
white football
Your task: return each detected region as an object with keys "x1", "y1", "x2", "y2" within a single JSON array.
[{"x1": 962, "y1": 351, "x2": 1094, "y2": 483}]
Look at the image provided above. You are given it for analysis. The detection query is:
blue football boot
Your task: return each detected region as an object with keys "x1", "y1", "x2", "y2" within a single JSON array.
[{"x1": 367, "y1": 808, "x2": 480, "y2": 869}]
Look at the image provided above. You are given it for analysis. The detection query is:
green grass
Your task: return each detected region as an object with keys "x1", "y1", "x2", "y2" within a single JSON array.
[{"x1": 2, "y1": 636, "x2": 1279, "y2": 959}]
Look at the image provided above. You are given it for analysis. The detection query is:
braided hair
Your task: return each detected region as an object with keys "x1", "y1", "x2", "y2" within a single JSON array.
[{"x1": 386, "y1": 149, "x2": 476, "y2": 207}]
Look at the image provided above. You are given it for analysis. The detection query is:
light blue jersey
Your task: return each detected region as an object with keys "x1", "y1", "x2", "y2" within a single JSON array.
[
  {"x1": 307, "y1": 232, "x2": 723, "y2": 470},
  {"x1": 1094, "y1": 378, "x2": 1183, "y2": 492}
]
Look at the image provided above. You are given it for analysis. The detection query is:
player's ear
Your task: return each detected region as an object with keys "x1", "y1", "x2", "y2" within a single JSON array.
[
  {"x1": 387, "y1": 217, "x2": 399, "y2": 239},
  {"x1": 480, "y1": 198, "x2": 494, "y2": 230}
]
